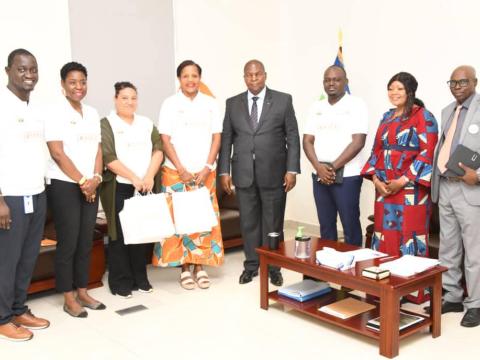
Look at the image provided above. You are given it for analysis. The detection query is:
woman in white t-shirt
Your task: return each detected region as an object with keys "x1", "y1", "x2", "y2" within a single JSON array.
[
  {"x1": 45, "y1": 62, "x2": 105, "y2": 318},
  {"x1": 152, "y1": 60, "x2": 224, "y2": 290},
  {"x1": 99, "y1": 82, "x2": 163, "y2": 298}
]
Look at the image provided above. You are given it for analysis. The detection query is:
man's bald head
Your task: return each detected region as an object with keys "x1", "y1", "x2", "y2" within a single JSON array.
[
  {"x1": 244, "y1": 59, "x2": 265, "y2": 73},
  {"x1": 449, "y1": 65, "x2": 477, "y2": 104}
]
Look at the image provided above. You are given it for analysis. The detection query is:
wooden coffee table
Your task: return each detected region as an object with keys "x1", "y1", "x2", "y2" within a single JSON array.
[{"x1": 256, "y1": 238, "x2": 447, "y2": 358}]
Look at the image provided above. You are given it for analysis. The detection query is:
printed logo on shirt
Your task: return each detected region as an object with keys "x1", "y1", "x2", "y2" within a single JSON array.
[
  {"x1": 23, "y1": 130, "x2": 43, "y2": 142},
  {"x1": 77, "y1": 133, "x2": 98, "y2": 143}
]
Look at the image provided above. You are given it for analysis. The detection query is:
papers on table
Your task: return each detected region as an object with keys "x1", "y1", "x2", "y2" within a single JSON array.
[
  {"x1": 315, "y1": 247, "x2": 387, "y2": 270},
  {"x1": 278, "y1": 280, "x2": 331, "y2": 302},
  {"x1": 379, "y1": 255, "x2": 440, "y2": 277}
]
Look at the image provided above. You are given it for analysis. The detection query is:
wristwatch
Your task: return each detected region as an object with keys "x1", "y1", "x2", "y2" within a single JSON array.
[
  {"x1": 476, "y1": 168, "x2": 480, "y2": 184},
  {"x1": 78, "y1": 176, "x2": 87, "y2": 186}
]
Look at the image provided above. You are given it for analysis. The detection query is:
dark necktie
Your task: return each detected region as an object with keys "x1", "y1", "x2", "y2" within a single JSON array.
[{"x1": 250, "y1": 96, "x2": 259, "y2": 130}]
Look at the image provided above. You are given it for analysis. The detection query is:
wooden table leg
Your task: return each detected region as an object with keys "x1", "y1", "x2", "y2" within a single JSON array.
[
  {"x1": 260, "y1": 254, "x2": 269, "y2": 310},
  {"x1": 379, "y1": 288, "x2": 400, "y2": 358},
  {"x1": 430, "y1": 274, "x2": 442, "y2": 337}
]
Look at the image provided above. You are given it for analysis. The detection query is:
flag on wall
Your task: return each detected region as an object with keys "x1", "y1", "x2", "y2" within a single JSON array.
[
  {"x1": 334, "y1": 29, "x2": 350, "y2": 94},
  {"x1": 199, "y1": 81, "x2": 215, "y2": 97}
]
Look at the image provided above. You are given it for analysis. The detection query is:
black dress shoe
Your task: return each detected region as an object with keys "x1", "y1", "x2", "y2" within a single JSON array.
[
  {"x1": 239, "y1": 270, "x2": 258, "y2": 284},
  {"x1": 269, "y1": 271, "x2": 283, "y2": 286},
  {"x1": 461, "y1": 308, "x2": 480, "y2": 328},
  {"x1": 424, "y1": 301, "x2": 464, "y2": 314}
]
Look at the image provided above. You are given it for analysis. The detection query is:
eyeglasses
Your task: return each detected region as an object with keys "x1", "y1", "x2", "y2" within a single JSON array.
[{"x1": 447, "y1": 79, "x2": 470, "y2": 88}]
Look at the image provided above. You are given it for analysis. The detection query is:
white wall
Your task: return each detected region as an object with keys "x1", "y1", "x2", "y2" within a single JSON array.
[
  {"x1": 173, "y1": 0, "x2": 480, "y2": 235},
  {"x1": 0, "y1": 0, "x2": 71, "y2": 103},
  {"x1": 68, "y1": 0, "x2": 176, "y2": 121}
]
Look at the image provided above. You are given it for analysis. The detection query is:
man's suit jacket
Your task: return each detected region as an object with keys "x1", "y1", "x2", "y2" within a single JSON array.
[
  {"x1": 218, "y1": 87, "x2": 300, "y2": 188},
  {"x1": 431, "y1": 93, "x2": 480, "y2": 205}
]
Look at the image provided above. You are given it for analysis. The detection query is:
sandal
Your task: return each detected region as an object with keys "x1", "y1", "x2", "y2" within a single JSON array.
[
  {"x1": 194, "y1": 270, "x2": 211, "y2": 289},
  {"x1": 180, "y1": 271, "x2": 196, "y2": 290}
]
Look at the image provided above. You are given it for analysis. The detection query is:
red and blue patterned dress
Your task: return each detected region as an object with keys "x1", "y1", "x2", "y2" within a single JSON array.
[{"x1": 362, "y1": 105, "x2": 438, "y2": 257}]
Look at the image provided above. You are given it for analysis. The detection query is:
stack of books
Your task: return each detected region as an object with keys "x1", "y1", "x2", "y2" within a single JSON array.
[
  {"x1": 362, "y1": 266, "x2": 390, "y2": 280},
  {"x1": 366, "y1": 312, "x2": 424, "y2": 331},
  {"x1": 278, "y1": 280, "x2": 331, "y2": 302},
  {"x1": 318, "y1": 297, "x2": 376, "y2": 319}
]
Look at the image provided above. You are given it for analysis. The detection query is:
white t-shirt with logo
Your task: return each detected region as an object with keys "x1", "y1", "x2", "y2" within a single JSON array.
[
  {"x1": 45, "y1": 98, "x2": 101, "y2": 183},
  {"x1": 157, "y1": 91, "x2": 222, "y2": 173},
  {"x1": 0, "y1": 88, "x2": 46, "y2": 196},
  {"x1": 107, "y1": 111, "x2": 154, "y2": 184},
  {"x1": 304, "y1": 94, "x2": 368, "y2": 177}
]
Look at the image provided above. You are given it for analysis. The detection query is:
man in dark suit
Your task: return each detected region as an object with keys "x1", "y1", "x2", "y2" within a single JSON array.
[{"x1": 218, "y1": 59, "x2": 300, "y2": 285}]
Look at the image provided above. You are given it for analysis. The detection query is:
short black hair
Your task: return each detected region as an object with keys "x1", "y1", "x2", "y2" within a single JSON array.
[
  {"x1": 60, "y1": 61, "x2": 87, "y2": 81},
  {"x1": 176, "y1": 60, "x2": 202, "y2": 78},
  {"x1": 114, "y1": 81, "x2": 137, "y2": 97},
  {"x1": 7, "y1": 48, "x2": 35, "y2": 67},
  {"x1": 325, "y1": 65, "x2": 347, "y2": 78}
]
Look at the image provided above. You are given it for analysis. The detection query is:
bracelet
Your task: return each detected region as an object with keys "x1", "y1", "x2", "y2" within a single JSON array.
[
  {"x1": 205, "y1": 163, "x2": 214, "y2": 171},
  {"x1": 78, "y1": 176, "x2": 87, "y2": 186},
  {"x1": 94, "y1": 173, "x2": 103, "y2": 183}
]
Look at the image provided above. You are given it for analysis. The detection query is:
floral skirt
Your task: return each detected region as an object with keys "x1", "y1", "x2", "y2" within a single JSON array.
[{"x1": 152, "y1": 167, "x2": 224, "y2": 267}]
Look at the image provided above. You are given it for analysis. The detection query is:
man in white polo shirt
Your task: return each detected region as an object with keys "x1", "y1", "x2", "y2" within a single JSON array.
[
  {"x1": 303, "y1": 65, "x2": 368, "y2": 246},
  {"x1": 0, "y1": 49, "x2": 49, "y2": 342}
]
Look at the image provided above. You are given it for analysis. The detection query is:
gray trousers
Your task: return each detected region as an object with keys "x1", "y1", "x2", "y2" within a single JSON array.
[
  {"x1": 439, "y1": 179, "x2": 480, "y2": 309},
  {"x1": 0, "y1": 192, "x2": 46, "y2": 324}
]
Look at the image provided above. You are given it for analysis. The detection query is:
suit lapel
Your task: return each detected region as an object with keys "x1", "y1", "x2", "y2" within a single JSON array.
[
  {"x1": 441, "y1": 103, "x2": 456, "y2": 139},
  {"x1": 240, "y1": 92, "x2": 254, "y2": 132},
  {"x1": 460, "y1": 93, "x2": 480, "y2": 142},
  {"x1": 256, "y1": 88, "x2": 273, "y2": 132}
]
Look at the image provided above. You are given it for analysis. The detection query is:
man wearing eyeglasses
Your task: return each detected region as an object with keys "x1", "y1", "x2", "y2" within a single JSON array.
[{"x1": 431, "y1": 65, "x2": 480, "y2": 328}]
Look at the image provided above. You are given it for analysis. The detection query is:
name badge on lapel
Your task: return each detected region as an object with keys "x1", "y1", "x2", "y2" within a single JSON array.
[{"x1": 468, "y1": 124, "x2": 479, "y2": 134}]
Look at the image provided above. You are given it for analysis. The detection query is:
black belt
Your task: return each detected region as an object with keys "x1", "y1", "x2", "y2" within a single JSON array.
[{"x1": 441, "y1": 176, "x2": 462, "y2": 182}]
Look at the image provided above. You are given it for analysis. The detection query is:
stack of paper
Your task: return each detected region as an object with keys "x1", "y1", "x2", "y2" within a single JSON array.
[
  {"x1": 319, "y1": 297, "x2": 376, "y2": 319},
  {"x1": 315, "y1": 247, "x2": 387, "y2": 271},
  {"x1": 379, "y1": 255, "x2": 440, "y2": 277},
  {"x1": 316, "y1": 247, "x2": 354, "y2": 270},
  {"x1": 278, "y1": 280, "x2": 331, "y2": 302}
]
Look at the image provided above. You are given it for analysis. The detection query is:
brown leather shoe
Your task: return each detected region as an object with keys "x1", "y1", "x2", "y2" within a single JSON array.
[
  {"x1": 13, "y1": 310, "x2": 50, "y2": 330},
  {"x1": 0, "y1": 322, "x2": 33, "y2": 342}
]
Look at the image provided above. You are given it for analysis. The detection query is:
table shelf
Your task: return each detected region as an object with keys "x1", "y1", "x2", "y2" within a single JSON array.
[{"x1": 270, "y1": 289, "x2": 431, "y2": 340}]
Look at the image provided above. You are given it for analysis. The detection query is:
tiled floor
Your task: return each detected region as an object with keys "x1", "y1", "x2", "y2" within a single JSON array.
[{"x1": 1, "y1": 237, "x2": 478, "y2": 359}]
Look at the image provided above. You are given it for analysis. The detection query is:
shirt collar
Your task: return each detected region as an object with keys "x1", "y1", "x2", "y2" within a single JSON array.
[
  {"x1": 109, "y1": 110, "x2": 137, "y2": 124},
  {"x1": 178, "y1": 89, "x2": 201, "y2": 103},
  {"x1": 3, "y1": 86, "x2": 29, "y2": 106},
  {"x1": 248, "y1": 87, "x2": 266, "y2": 101}
]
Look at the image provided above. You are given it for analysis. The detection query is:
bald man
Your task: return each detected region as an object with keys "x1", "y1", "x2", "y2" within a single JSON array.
[
  {"x1": 431, "y1": 65, "x2": 480, "y2": 327},
  {"x1": 218, "y1": 60, "x2": 300, "y2": 285}
]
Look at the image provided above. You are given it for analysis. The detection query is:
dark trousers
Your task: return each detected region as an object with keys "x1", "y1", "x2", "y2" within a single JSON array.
[
  {"x1": 108, "y1": 183, "x2": 149, "y2": 294},
  {"x1": 312, "y1": 174, "x2": 363, "y2": 246},
  {"x1": 0, "y1": 192, "x2": 46, "y2": 324},
  {"x1": 236, "y1": 181, "x2": 286, "y2": 272},
  {"x1": 47, "y1": 179, "x2": 98, "y2": 292}
]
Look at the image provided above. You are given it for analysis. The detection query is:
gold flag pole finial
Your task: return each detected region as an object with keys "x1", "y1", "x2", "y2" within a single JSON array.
[{"x1": 338, "y1": 29, "x2": 343, "y2": 47}]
